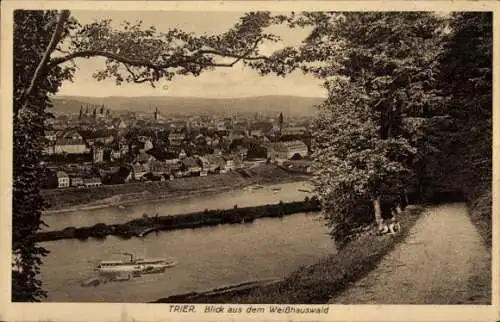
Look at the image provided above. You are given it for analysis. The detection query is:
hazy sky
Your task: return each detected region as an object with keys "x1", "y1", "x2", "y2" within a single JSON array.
[{"x1": 57, "y1": 11, "x2": 327, "y2": 98}]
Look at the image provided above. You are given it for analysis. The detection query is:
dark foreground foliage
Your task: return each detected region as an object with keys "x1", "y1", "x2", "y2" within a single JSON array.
[
  {"x1": 297, "y1": 12, "x2": 492, "y2": 245},
  {"x1": 437, "y1": 12, "x2": 492, "y2": 246},
  {"x1": 13, "y1": 10, "x2": 76, "y2": 301}
]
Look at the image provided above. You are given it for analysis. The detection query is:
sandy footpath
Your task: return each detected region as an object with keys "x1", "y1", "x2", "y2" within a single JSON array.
[{"x1": 330, "y1": 203, "x2": 491, "y2": 304}]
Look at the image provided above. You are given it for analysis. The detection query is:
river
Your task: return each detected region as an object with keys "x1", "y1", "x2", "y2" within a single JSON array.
[
  {"x1": 39, "y1": 181, "x2": 335, "y2": 302},
  {"x1": 40, "y1": 212, "x2": 334, "y2": 302},
  {"x1": 41, "y1": 181, "x2": 315, "y2": 231}
]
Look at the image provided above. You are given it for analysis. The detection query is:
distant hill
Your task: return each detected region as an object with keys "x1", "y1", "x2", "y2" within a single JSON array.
[{"x1": 50, "y1": 95, "x2": 325, "y2": 117}]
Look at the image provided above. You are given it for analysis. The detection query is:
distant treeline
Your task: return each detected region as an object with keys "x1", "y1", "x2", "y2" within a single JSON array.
[{"x1": 34, "y1": 197, "x2": 321, "y2": 242}]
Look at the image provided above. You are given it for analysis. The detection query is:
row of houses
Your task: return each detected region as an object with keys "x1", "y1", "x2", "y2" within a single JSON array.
[
  {"x1": 130, "y1": 153, "x2": 246, "y2": 181},
  {"x1": 56, "y1": 171, "x2": 103, "y2": 189},
  {"x1": 44, "y1": 129, "x2": 152, "y2": 165},
  {"x1": 54, "y1": 153, "x2": 249, "y2": 189},
  {"x1": 52, "y1": 139, "x2": 310, "y2": 189}
]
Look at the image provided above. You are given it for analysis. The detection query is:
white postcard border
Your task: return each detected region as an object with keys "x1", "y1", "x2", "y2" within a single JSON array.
[{"x1": 1, "y1": 1, "x2": 499, "y2": 322}]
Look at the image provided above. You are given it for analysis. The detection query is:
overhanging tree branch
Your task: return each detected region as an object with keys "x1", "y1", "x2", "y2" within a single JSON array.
[
  {"x1": 123, "y1": 64, "x2": 155, "y2": 84},
  {"x1": 47, "y1": 36, "x2": 270, "y2": 70},
  {"x1": 24, "y1": 10, "x2": 70, "y2": 102}
]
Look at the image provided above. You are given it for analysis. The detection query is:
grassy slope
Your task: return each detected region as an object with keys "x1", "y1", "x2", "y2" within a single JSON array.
[
  {"x1": 459, "y1": 123, "x2": 492, "y2": 249},
  {"x1": 467, "y1": 188, "x2": 492, "y2": 248},
  {"x1": 455, "y1": 129, "x2": 492, "y2": 249},
  {"x1": 154, "y1": 206, "x2": 425, "y2": 304}
]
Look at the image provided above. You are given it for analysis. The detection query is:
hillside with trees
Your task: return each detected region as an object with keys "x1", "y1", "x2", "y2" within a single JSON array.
[{"x1": 51, "y1": 95, "x2": 323, "y2": 116}]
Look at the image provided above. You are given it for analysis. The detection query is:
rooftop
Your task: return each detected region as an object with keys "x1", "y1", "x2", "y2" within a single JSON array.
[{"x1": 56, "y1": 171, "x2": 69, "y2": 178}]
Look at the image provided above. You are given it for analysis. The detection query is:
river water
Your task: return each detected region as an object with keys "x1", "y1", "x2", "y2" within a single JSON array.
[
  {"x1": 40, "y1": 213, "x2": 334, "y2": 302},
  {"x1": 39, "y1": 182, "x2": 336, "y2": 302},
  {"x1": 42, "y1": 181, "x2": 315, "y2": 231}
]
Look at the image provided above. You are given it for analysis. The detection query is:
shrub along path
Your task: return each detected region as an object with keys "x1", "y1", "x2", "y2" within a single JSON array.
[{"x1": 329, "y1": 203, "x2": 491, "y2": 304}]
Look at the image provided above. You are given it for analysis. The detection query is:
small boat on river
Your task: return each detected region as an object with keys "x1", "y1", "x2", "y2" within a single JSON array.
[
  {"x1": 243, "y1": 185, "x2": 264, "y2": 192},
  {"x1": 81, "y1": 276, "x2": 101, "y2": 287},
  {"x1": 95, "y1": 253, "x2": 176, "y2": 274}
]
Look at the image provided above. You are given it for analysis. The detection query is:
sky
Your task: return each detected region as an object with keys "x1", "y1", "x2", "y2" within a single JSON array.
[{"x1": 57, "y1": 11, "x2": 327, "y2": 99}]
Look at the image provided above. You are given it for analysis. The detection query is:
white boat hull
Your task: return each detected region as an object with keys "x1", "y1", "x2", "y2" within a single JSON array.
[
  {"x1": 95, "y1": 260, "x2": 176, "y2": 274},
  {"x1": 97, "y1": 264, "x2": 143, "y2": 273}
]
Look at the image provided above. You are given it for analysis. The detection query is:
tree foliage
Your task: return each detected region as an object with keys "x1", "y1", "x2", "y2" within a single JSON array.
[
  {"x1": 404, "y1": 12, "x2": 492, "y2": 202},
  {"x1": 267, "y1": 11, "x2": 491, "y2": 244},
  {"x1": 312, "y1": 78, "x2": 416, "y2": 243},
  {"x1": 436, "y1": 13, "x2": 492, "y2": 202},
  {"x1": 267, "y1": 12, "x2": 444, "y2": 242},
  {"x1": 49, "y1": 12, "x2": 287, "y2": 87},
  {"x1": 13, "y1": 10, "x2": 76, "y2": 301},
  {"x1": 438, "y1": 12, "x2": 492, "y2": 123}
]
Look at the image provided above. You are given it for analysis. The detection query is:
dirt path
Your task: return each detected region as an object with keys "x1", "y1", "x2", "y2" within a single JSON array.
[{"x1": 330, "y1": 203, "x2": 491, "y2": 304}]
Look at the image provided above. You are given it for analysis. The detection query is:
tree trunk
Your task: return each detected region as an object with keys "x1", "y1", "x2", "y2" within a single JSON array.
[
  {"x1": 373, "y1": 197, "x2": 383, "y2": 229},
  {"x1": 394, "y1": 205, "x2": 402, "y2": 218},
  {"x1": 21, "y1": 10, "x2": 70, "y2": 109},
  {"x1": 401, "y1": 190, "x2": 409, "y2": 209}
]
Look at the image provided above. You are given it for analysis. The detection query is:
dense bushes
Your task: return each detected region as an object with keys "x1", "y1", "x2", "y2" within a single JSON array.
[{"x1": 467, "y1": 188, "x2": 491, "y2": 247}]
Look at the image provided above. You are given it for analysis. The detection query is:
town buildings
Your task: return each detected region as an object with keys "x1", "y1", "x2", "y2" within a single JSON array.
[
  {"x1": 267, "y1": 140, "x2": 309, "y2": 161},
  {"x1": 56, "y1": 171, "x2": 70, "y2": 188},
  {"x1": 42, "y1": 108, "x2": 313, "y2": 189},
  {"x1": 45, "y1": 131, "x2": 89, "y2": 155},
  {"x1": 83, "y1": 177, "x2": 102, "y2": 188}
]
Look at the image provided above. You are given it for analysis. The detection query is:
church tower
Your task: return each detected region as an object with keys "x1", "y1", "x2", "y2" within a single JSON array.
[{"x1": 278, "y1": 112, "x2": 284, "y2": 136}]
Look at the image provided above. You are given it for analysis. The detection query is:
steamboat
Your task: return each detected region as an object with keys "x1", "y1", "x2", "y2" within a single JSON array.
[{"x1": 95, "y1": 253, "x2": 176, "y2": 274}]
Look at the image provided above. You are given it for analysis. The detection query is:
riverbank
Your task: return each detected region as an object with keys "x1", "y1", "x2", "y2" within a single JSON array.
[
  {"x1": 160, "y1": 279, "x2": 284, "y2": 303},
  {"x1": 43, "y1": 184, "x2": 246, "y2": 215},
  {"x1": 42, "y1": 165, "x2": 309, "y2": 214},
  {"x1": 153, "y1": 205, "x2": 425, "y2": 304},
  {"x1": 34, "y1": 198, "x2": 321, "y2": 243}
]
